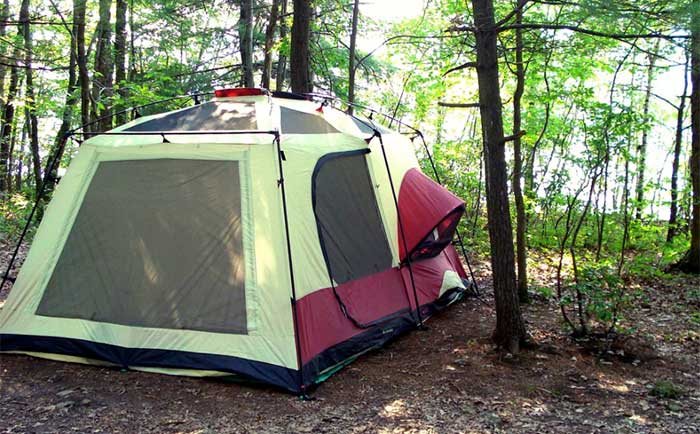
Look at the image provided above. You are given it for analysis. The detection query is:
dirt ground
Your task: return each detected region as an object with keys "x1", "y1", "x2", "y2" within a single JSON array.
[{"x1": 1, "y1": 241, "x2": 699, "y2": 433}]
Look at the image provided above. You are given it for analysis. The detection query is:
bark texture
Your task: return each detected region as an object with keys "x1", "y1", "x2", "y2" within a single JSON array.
[
  {"x1": 276, "y1": 0, "x2": 289, "y2": 90},
  {"x1": 261, "y1": 0, "x2": 281, "y2": 89},
  {"x1": 684, "y1": 2, "x2": 700, "y2": 273},
  {"x1": 92, "y1": 0, "x2": 114, "y2": 132},
  {"x1": 114, "y1": 0, "x2": 128, "y2": 125},
  {"x1": 19, "y1": 0, "x2": 41, "y2": 192},
  {"x1": 512, "y1": 6, "x2": 528, "y2": 303},
  {"x1": 668, "y1": 54, "x2": 689, "y2": 242},
  {"x1": 239, "y1": 0, "x2": 255, "y2": 87},
  {"x1": 470, "y1": 0, "x2": 527, "y2": 352},
  {"x1": 290, "y1": 0, "x2": 313, "y2": 93},
  {"x1": 347, "y1": 0, "x2": 360, "y2": 114}
]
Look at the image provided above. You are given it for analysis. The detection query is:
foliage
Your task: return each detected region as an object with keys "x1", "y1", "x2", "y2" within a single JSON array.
[{"x1": 0, "y1": 192, "x2": 34, "y2": 243}]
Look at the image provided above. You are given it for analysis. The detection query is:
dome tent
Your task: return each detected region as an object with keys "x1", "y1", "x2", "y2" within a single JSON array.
[{"x1": 0, "y1": 88, "x2": 472, "y2": 394}]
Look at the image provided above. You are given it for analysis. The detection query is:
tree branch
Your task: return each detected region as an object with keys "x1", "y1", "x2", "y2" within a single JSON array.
[
  {"x1": 498, "y1": 23, "x2": 689, "y2": 40},
  {"x1": 503, "y1": 131, "x2": 527, "y2": 143},
  {"x1": 494, "y1": 0, "x2": 531, "y2": 28},
  {"x1": 438, "y1": 101, "x2": 480, "y2": 108},
  {"x1": 442, "y1": 61, "x2": 478, "y2": 76}
]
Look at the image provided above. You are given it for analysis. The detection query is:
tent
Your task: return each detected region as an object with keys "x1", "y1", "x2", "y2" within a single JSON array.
[{"x1": 0, "y1": 88, "x2": 471, "y2": 394}]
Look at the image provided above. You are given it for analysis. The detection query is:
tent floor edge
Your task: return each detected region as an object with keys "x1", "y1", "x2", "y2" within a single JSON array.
[
  {"x1": 0, "y1": 333, "x2": 301, "y2": 394},
  {"x1": 0, "y1": 289, "x2": 467, "y2": 395}
]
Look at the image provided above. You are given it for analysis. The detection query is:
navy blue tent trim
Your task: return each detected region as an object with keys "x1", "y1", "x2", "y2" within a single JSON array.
[
  {"x1": 1, "y1": 287, "x2": 465, "y2": 395},
  {"x1": 0, "y1": 334, "x2": 300, "y2": 393}
]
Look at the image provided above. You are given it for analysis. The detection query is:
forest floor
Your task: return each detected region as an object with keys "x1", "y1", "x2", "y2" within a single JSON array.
[{"x1": 1, "y1": 241, "x2": 699, "y2": 433}]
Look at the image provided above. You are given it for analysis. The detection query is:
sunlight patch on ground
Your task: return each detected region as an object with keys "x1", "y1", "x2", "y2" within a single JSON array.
[
  {"x1": 596, "y1": 377, "x2": 630, "y2": 393},
  {"x1": 630, "y1": 414, "x2": 650, "y2": 425},
  {"x1": 379, "y1": 399, "x2": 408, "y2": 418}
]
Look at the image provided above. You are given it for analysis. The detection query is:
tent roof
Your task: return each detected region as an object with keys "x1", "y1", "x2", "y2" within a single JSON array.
[{"x1": 104, "y1": 93, "x2": 396, "y2": 140}]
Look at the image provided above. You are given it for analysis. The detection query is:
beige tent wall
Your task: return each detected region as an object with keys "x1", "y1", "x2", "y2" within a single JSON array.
[{"x1": 0, "y1": 136, "x2": 298, "y2": 371}]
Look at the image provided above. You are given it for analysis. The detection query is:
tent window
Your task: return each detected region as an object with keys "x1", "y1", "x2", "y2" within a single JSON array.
[
  {"x1": 312, "y1": 150, "x2": 393, "y2": 284},
  {"x1": 36, "y1": 159, "x2": 248, "y2": 334},
  {"x1": 281, "y1": 107, "x2": 340, "y2": 134}
]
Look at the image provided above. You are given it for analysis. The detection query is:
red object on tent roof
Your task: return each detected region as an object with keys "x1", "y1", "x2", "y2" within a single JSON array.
[{"x1": 214, "y1": 88, "x2": 266, "y2": 98}]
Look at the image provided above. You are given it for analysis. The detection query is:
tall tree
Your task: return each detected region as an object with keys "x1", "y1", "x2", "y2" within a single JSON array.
[
  {"x1": 114, "y1": 0, "x2": 128, "y2": 125},
  {"x1": 276, "y1": 0, "x2": 289, "y2": 90},
  {"x1": 290, "y1": 0, "x2": 313, "y2": 93},
  {"x1": 683, "y1": 0, "x2": 700, "y2": 273},
  {"x1": 511, "y1": 4, "x2": 528, "y2": 303},
  {"x1": 20, "y1": 0, "x2": 41, "y2": 192},
  {"x1": 239, "y1": 0, "x2": 255, "y2": 87},
  {"x1": 74, "y1": 0, "x2": 90, "y2": 134},
  {"x1": 0, "y1": 0, "x2": 9, "y2": 117},
  {"x1": 471, "y1": 0, "x2": 528, "y2": 352},
  {"x1": 635, "y1": 42, "x2": 659, "y2": 220},
  {"x1": 46, "y1": 0, "x2": 79, "y2": 194},
  {"x1": 261, "y1": 0, "x2": 281, "y2": 89},
  {"x1": 347, "y1": 0, "x2": 360, "y2": 114},
  {"x1": 668, "y1": 53, "x2": 690, "y2": 242},
  {"x1": 0, "y1": 11, "x2": 19, "y2": 191},
  {"x1": 92, "y1": 0, "x2": 114, "y2": 132}
]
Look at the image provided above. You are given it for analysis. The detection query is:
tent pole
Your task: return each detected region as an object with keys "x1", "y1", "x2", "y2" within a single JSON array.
[
  {"x1": 414, "y1": 132, "x2": 479, "y2": 295},
  {"x1": 274, "y1": 133, "x2": 307, "y2": 396},
  {"x1": 375, "y1": 132, "x2": 425, "y2": 329}
]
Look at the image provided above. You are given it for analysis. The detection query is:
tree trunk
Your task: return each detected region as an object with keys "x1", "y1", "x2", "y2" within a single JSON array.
[
  {"x1": 92, "y1": 0, "x2": 114, "y2": 132},
  {"x1": 0, "y1": 35, "x2": 19, "y2": 192},
  {"x1": 15, "y1": 115, "x2": 26, "y2": 191},
  {"x1": 290, "y1": 0, "x2": 313, "y2": 93},
  {"x1": 18, "y1": 0, "x2": 41, "y2": 194},
  {"x1": 74, "y1": 0, "x2": 90, "y2": 134},
  {"x1": 46, "y1": 6, "x2": 79, "y2": 195},
  {"x1": 683, "y1": 2, "x2": 700, "y2": 273},
  {"x1": 114, "y1": 0, "x2": 128, "y2": 125},
  {"x1": 275, "y1": 0, "x2": 289, "y2": 90},
  {"x1": 668, "y1": 53, "x2": 690, "y2": 242},
  {"x1": 261, "y1": 0, "x2": 281, "y2": 89},
  {"x1": 0, "y1": 0, "x2": 10, "y2": 116},
  {"x1": 470, "y1": 0, "x2": 527, "y2": 352},
  {"x1": 635, "y1": 43, "x2": 658, "y2": 220},
  {"x1": 239, "y1": 0, "x2": 255, "y2": 87},
  {"x1": 347, "y1": 0, "x2": 360, "y2": 115},
  {"x1": 512, "y1": 6, "x2": 528, "y2": 303}
]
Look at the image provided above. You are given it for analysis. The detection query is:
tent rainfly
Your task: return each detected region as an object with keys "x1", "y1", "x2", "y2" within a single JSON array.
[{"x1": 0, "y1": 88, "x2": 471, "y2": 394}]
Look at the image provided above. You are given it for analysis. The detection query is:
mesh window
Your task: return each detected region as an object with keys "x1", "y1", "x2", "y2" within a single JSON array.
[
  {"x1": 124, "y1": 102, "x2": 256, "y2": 131},
  {"x1": 281, "y1": 107, "x2": 340, "y2": 134},
  {"x1": 36, "y1": 159, "x2": 248, "y2": 334},
  {"x1": 313, "y1": 151, "x2": 393, "y2": 284}
]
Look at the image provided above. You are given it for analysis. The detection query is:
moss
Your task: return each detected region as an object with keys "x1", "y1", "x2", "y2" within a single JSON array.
[{"x1": 650, "y1": 380, "x2": 683, "y2": 400}]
